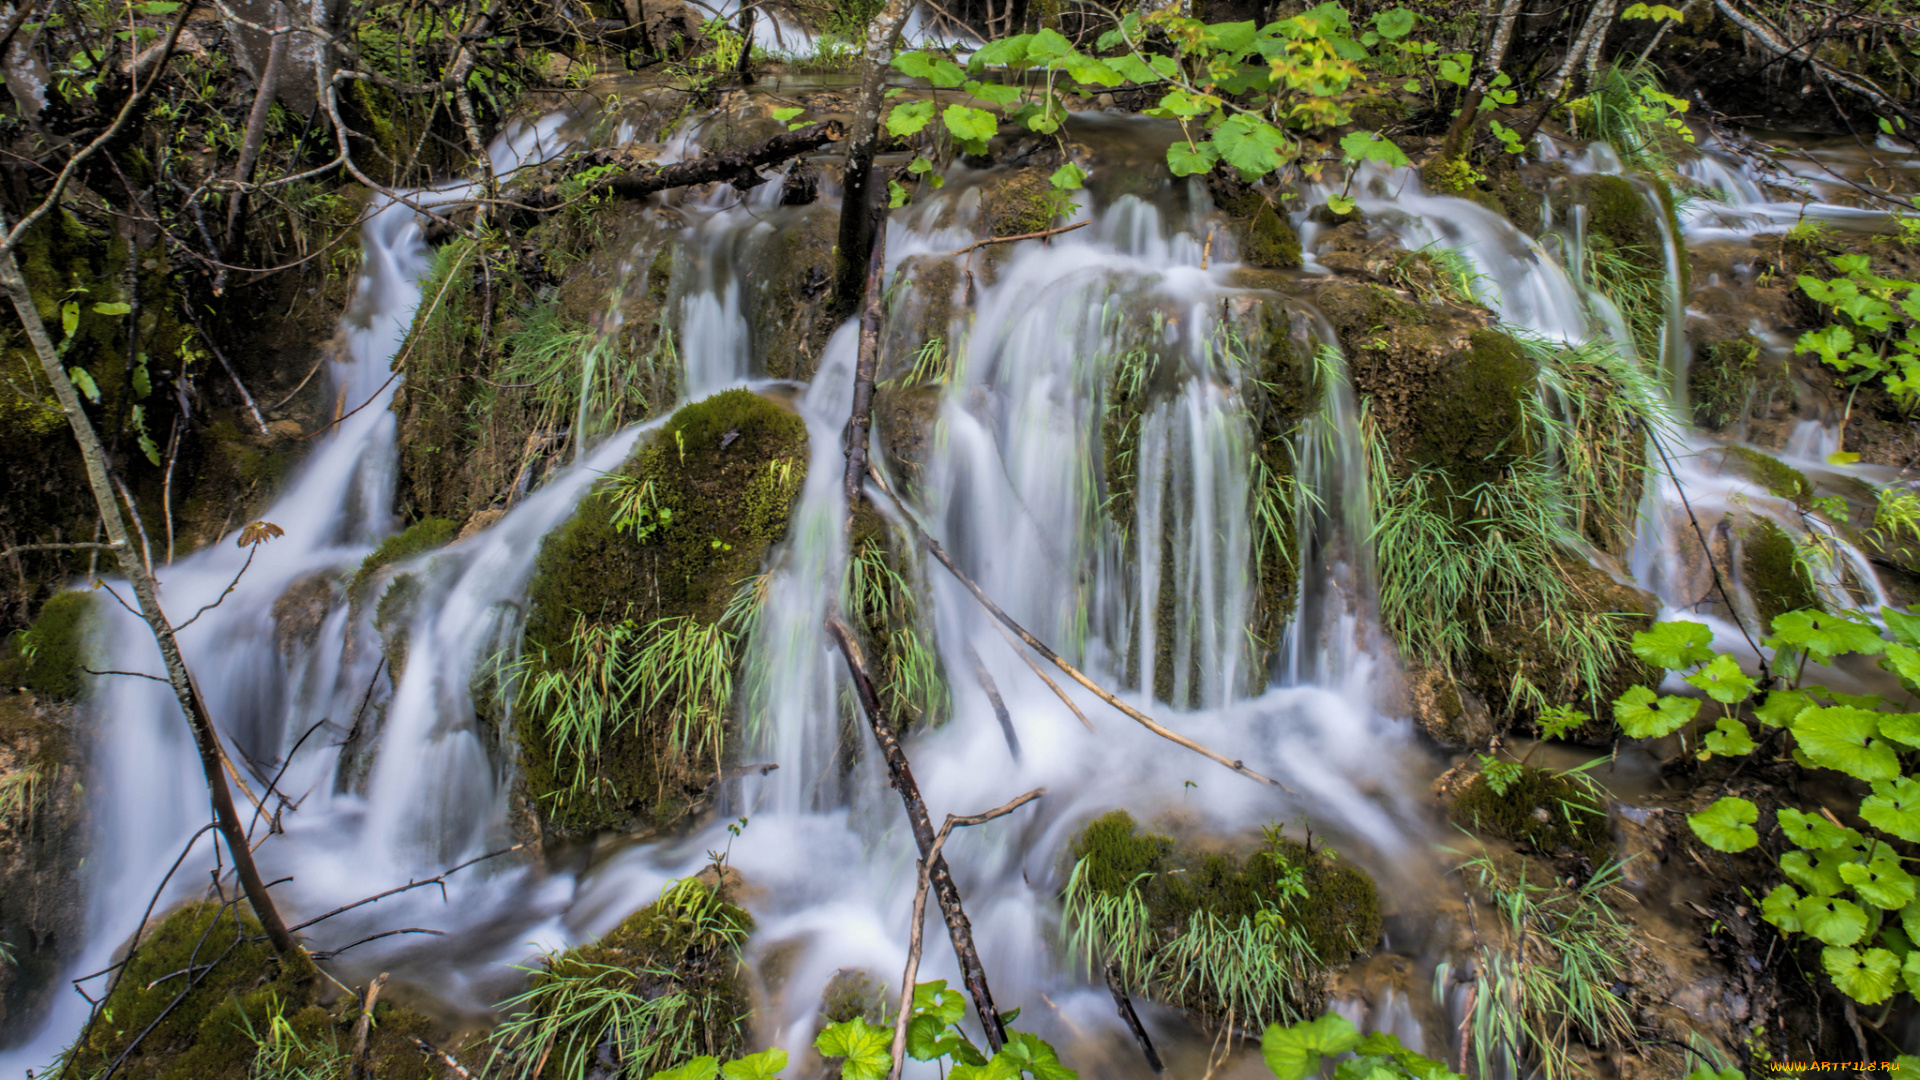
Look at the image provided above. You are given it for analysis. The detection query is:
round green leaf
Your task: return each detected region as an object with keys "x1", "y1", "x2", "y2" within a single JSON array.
[
  {"x1": 1631, "y1": 620, "x2": 1714, "y2": 669},
  {"x1": 1791, "y1": 706, "x2": 1901, "y2": 781},
  {"x1": 1863, "y1": 777, "x2": 1920, "y2": 842},
  {"x1": 1761, "y1": 883, "x2": 1802, "y2": 932},
  {"x1": 942, "y1": 104, "x2": 1000, "y2": 144},
  {"x1": 1166, "y1": 141, "x2": 1220, "y2": 177},
  {"x1": 1685, "y1": 654, "x2": 1756, "y2": 704},
  {"x1": 1782, "y1": 849, "x2": 1846, "y2": 896},
  {"x1": 1211, "y1": 114, "x2": 1291, "y2": 180},
  {"x1": 1687, "y1": 796, "x2": 1759, "y2": 852},
  {"x1": 1338, "y1": 130, "x2": 1410, "y2": 168},
  {"x1": 1823, "y1": 945, "x2": 1900, "y2": 1004},
  {"x1": 1905, "y1": 948, "x2": 1920, "y2": 996},
  {"x1": 1262, "y1": 1014, "x2": 1362, "y2": 1080},
  {"x1": 721, "y1": 1050, "x2": 790, "y2": 1080},
  {"x1": 1839, "y1": 851, "x2": 1916, "y2": 909},
  {"x1": 652, "y1": 1058, "x2": 721, "y2": 1080},
  {"x1": 1877, "y1": 711, "x2": 1920, "y2": 750},
  {"x1": 1702, "y1": 716, "x2": 1756, "y2": 757},
  {"x1": 1755, "y1": 688, "x2": 1814, "y2": 728},
  {"x1": 1777, "y1": 807, "x2": 1862, "y2": 851},
  {"x1": 1614, "y1": 685, "x2": 1700, "y2": 739},
  {"x1": 1797, "y1": 893, "x2": 1869, "y2": 946},
  {"x1": 1771, "y1": 609, "x2": 1886, "y2": 659},
  {"x1": 817, "y1": 1017, "x2": 894, "y2": 1080}
]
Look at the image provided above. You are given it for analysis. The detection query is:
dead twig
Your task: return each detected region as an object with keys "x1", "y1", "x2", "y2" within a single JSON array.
[
  {"x1": 286, "y1": 845, "x2": 524, "y2": 932},
  {"x1": 941, "y1": 220, "x2": 1088, "y2": 258},
  {"x1": 350, "y1": 973, "x2": 388, "y2": 1080}
]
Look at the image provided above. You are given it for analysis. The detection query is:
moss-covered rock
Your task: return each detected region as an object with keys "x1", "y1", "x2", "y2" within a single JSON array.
[
  {"x1": 742, "y1": 204, "x2": 840, "y2": 382},
  {"x1": 351, "y1": 517, "x2": 458, "y2": 596},
  {"x1": 66, "y1": 902, "x2": 436, "y2": 1080},
  {"x1": 1720, "y1": 445, "x2": 1813, "y2": 508},
  {"x1": 1467, "y1": 560, "x2": 1659, "y2": 723},
  {"x1": 0, "y1": 592, "x2": 96, "y2": 700},
  {"x1": 1558, "y1": 173, "x2": 1682, "y2": 356},
  {"x1": 1243, "y1": 202, "x2": 1303, "y2": 270},
  {"x1": 1741, "y1": 518, "x2": 1817, "y2": 625},
  {"x1": 1688, "y1": 331, "x2": 1779, "y2": 431},
  {"x1": 848, "y1": 506, "x2": 946, "y2": 731},
  {"x1": 517, "y1": 389, "x2": 808, "y2": 837},
  {"x1": 0, "y1": 694, "x2": 86, "y2": 1041},
  {"x1": 1452, "y1": 764, "x2": 1612, "y2": 866},
  {"x1": 1063, "y1": 810, "x2": 1381, "y2": 1023},
  {"x1": 1242, "y1": 297, "x2": 1316, "y2": 681}
]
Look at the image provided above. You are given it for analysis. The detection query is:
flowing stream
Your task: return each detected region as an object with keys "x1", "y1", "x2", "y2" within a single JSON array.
[{"x1": 8, "y1": 91, "x2": 1918, "y2": 1075}]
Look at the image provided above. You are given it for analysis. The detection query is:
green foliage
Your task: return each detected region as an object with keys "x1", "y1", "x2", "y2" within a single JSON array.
[
  {"x1": 491, "y1": 878, "x2": 753, "y2": 1080},
  {"x1": 1261, "y1": 1012, "x2": 1459, "y2": 1080},
  {"x1": 1060, "y1": 811, "x2": 1380, "y2": 1025},
  {"x1": 1687, "y1": 796, "x2": 1759, "y2": 852},
  {"x1": 496, "y1": 297, "x2": 663, "y2": 452},
  {"x1": 1568, "y1": 62, "x2": 1694, "y2": 172},
  {"x1": 1793, "y1": 253, "x2": 1920, "y2": 410},
  {"x1": 0, "y1": 591, "x2": 96, "y2": 700},
  {"x1": 350, "y1": 517, "x2": 457, "y2": 597},
  {"x1": 1437, "y1": 857, "x2": 1636, "y2": 1080},
  {"x1": 846, "y1": 519, "x2": 947, "y2": 729},
  {"x1": 1453, "y1": 760, "x2": 1612, "y2": 864}
]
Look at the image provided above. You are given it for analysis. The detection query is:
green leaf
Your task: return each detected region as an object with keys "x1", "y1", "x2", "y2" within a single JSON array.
[
  {"x1": 721, "y1": 1049, "x2": 789, "y2": 1080},
  {"x1": 1622, "y1": 2, "x2": 1685, "y2": 18},
  {"x1": 1200, "y1": 20, "x2": 1258, "y2": 52},
  {"x1": 1778, "y1": 808, "x2": 1862, "y2": 851},
  {"x1": 1761, "y1": 883, "x2": 1802, "y2": 932},
  {"x1": 1782, "y1": 849, "x2": 1847, "y2": 896},
  {"x1": 963, "y1": 79, "x2": 1023, "y2": 105},
  {"x1": 942, "y1": 104, "x2": 999, "y2": 144},
  {"x1": 1828, "y1": 450, "x2": 1862, "y2": 465},
  {"x1": 1166, "y1": 141, "x2": 1221, "y2": 177},
  {"x1": 68, "y1": 367, "x2": 101, "y2": 404},
  {"x1": 1755, "y1": 689, "x2": 1815, "y2": 728},
  {"x1": 914, "y1": 981, "x2": 965, "y2": 1023},
  {"x1": 1771, "y1": 609, "x2": 1886, "y2": 660},
  {"x1": 888, "y1": 180, "x2": 911, "y2": 209},
  {"x1": 1263, "y1": 1014, "x2": 1362, "y2": 1080},
  {"x1": 894, "y1": 50, "x2": 967, "y2": 88},
  {"x1": 1702, "y1": 716, "x2": 1755, "y2": 757},
  {"x1": 1436, "y1": 55, "x2": 1469, "y2": 86},
  {"x1": 1791, "y1": 706, "x2": 1901, "y2": 781},
  {"x1": 92, "y1": 301, "x2": 131, "y2": 316},
  {"x1": 1210, "y1": 114, "x2": 1290, "y2": 180},
  {"x1": 1061, "y1": 54, "x2": 1122, "y2": 87},
  {"x1": 1863, "y1": 777, "x2": 1920, "y2": 842},
  {"x1": 1050, "y1": 162, "x2": 1087, "y2": 191},
  {"x1": 1631, "y1": 620, "x2": 1714, "y2": 669},
  {"x1": 1877, "y1": 711, "x2": 1920, "y2": 750},
  {"x1": 949, "y1": 1056, "x2": 1021, "y2": 1080},
  {"x1": 1325, "y1": 193, "x2": 1356, "y2": 216},
  {"x1": 131, "y1": 358, "x2": 151, "y2": 400},
  {"x1": 651, "y1": 1058, "x2": 720, "y2": 1080},
  {"x1": 60, "y1": 301, "x2": 78, "y2": 338},
  {"x1": 887, "y1": 100, "x2": 937, "y2": 138},
  {"x1": 1824, "y1": 945, "x2": 1900, "y2": 1003},
  {"x1": 1883, "y1": 605, "x2": 1920, "y2": 648},
  {"x1": 1338, "y1": 130, "x2": 1409, "y2": 168},
  {"x1": 1371, "y1": 7, "x2": 1416, "y2": 39},
  {"x1": 1687, "y1": 796, "x2": 1759, "y2": 852},
  {"x1": 1797, "y1": 893, "x2": 1870, "y2": 946},
  {"x1": 1613, "y1": 685, "x2": 1700, "y2": 739},
  {"x1": 1107, "y1": 55, "x2": 1160, "y2": 83},
  {"x1": 1797, "y1": 325, "x2": 1855, "y2": 366},
  {"x1": 1839, "y1": 850, "x2": 1916, "y2": 909},
  {"x1": 1000, "y1": 1032, "x2": 1076, "y2": 1080},
  {"x1": 1025, "y1": 28, "x2": 1072, "y2": 59},
  {"x1": 816, "y1": 1018, "x2": 893, "y2": 1080},
  {"x1": 1685, "y1": 654, "x2": 1755, "y2": 703}
]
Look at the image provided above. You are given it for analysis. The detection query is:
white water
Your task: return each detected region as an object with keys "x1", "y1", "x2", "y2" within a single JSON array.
[{"x1": 11, "y1": 101, "x2": 1918, "y2": 1077}]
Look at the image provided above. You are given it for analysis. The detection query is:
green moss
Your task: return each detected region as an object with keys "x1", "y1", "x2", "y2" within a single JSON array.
[
  {"x1": 1689, "y1": 333, "x2": 1764, "y2": 430},
  {"x1": 1066, "y1": 810, "x2": 1382, "y2": 975},
  {"x1": 1243, "y1": 202, "x2": 1303, "y2": 270},
  {"x1": 352, "y1": 517, "x2": 458, "y2": 596},
  {"x1": 820, "y1": 969, "x2": 891, "y2": 1024},
  {"x1": 374, "y1": 572, "x2": 422, "y2": 678},
  {"x1": 1743, "y1": 519, "x2": 1817, "y2": 625},
  {"x1": 745, "y1": 206, "x2": 839, "y2": 382},
  {"x1": 0, "y1": 592, "x2": 96, "y2": 700},
  {"x1": 1723, "y1": 446, "x2": 1813, "y2": 508},
  {"x1": 1452, "y1": 765, "x2": 1612, "y2": 865},
  {"x1": 518, "y1": 389, "x2": 808, "y2": 835},
  {"x1": 979, "y1": 170, "x2": 1058, "y2": 240},
  {"x1": 1404, "y1": 329, "x2": 1535, "y2": 485},
  {"x1": 1246, "y1": 301, "x2": 1312, "y2": 680}
]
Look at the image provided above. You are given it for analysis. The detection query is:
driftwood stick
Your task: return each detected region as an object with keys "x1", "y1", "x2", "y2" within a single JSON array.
[
  {"x1": 843, "y1": 214, "x2": 887, "y2": 516},
  {"x1": 826, "y1": 615, "x2": 1009, "y2": 1053},
  {"x1": 965, "y1": 642, "x2": 1020, "y2": 761},
  {"x1": 518, "y1": 121, "x2": 844, "y2": 211},
  {"x1": 866, "y1": 466, "x2": 1289, "y2": 790},
  {"x1": 994, "y1": 622, "x2": 1095, "y2": 732},
  {"x1": 350, "y1": 972, "x2": 388, "y2": 1080},
  {"x1": 1105, "y1": 959, "x2": 1164, "y2": 1073},
  {"x1": 888, "y1": 789, "x2": 1045, "y2": 1080},
  {"x1": 286, "y1": 845, "x2": 523, "y2": 932},
  {"x1": 942, "y1": 220, "x2": 1088, "y2": 258},
  {"x1": 412, "y1": 1038, "x2": 475, "y2": 1079}
]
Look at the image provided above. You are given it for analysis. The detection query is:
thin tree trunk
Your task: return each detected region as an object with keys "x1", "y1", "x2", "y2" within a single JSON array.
[
  {"x1": 826, "y1": 616, "x2": 1009, "y2": 1053},
  {"x1": 222, "y1": 0, "x2": 289, "y2": 272},
  {"x1": 832, "y1": 0, "x2": 914, "y2": 318},
  {"x1": 1440, "y1": 0, "x2": 1525, "y2": 160},
  {"x1": 736, "y1": 1, "x2": 755, "y2": 83},
  {"x1": 1518, "y1": 0, "x2": 1616, "y2": 143},
  {"x1": 843, "y1": 222, "x2": 886, "y2": 515},
  {"x1": 0, "y1": 211, "x2": 299, "y2": 957},
  {"x1": 1105, "y1": 960, "x2": 1163, "y2": 1073}
]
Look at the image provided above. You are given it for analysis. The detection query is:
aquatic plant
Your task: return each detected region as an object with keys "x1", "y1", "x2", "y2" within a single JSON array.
[{"x1": 1568, "y1": 61, "x2": 1694, "y2": 173}]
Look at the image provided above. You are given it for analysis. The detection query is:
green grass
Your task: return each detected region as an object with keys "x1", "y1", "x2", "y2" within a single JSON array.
[
  {"x1": 494, "y1": 302, "x2": 673, "y2": 456},
  {"x1": 1583, "y1": 243, "x2": 1667, "y2": 360},
  {"x1": 845, "y1": 537, "x2": 946, "y2": 727}
]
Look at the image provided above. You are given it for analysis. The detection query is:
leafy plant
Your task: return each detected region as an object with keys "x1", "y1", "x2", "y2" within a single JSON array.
[
  {"x1": 1793, "y1": 253, "x2": 1920, "y2": 410},
  {"x1": 1260, "y1": 1012, "x2": 1459, "y2": 1080}
]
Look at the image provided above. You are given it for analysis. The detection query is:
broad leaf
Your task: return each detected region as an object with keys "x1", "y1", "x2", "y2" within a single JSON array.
[
  {"x1": 1000, "y1": 1031, "x2": 1076, "y2": 1080},
  {"x1": 651, "y1": 1058, "x2": 720, "y2": 1080},
  {"x1": 886, "y1": 100, "x2": 936, "y2": 138},
  {"x1": 1771, "y1": 609, "x2": 1885, "y2": 660},
  {"x1": 1906, "y1": 948, "x2": 1920, "y2": 997},
  {"x1": 721, "y1": 1049, "x2": 789, "y2": 1080},
  {"x1": 894, "y1": 50, "x2": 967, "y2": 87},
  {"x1": 1839, "y1": 851, "x2": 1917, "y2": 909},
  {"x1": 1613, "y1": 685, "x2": 1699, "y2": 739},
  {"x1": 1797, "y1": 893, "x2": 1869, "y2": 946},
  {"x1": 942, "y1": 104, "x2": 1000, "y2": 144},
  {"x1": 1877, "y1": 711, "x2": 1920, "y2": 750},
  {"x1": 1211, "y1": 114, "x2": 1290, "y2": 180},
  {"x1": 1338, "y1": 130, "x2": 1409, "y2": 167},
  {"x1": 1371, "y1": 7, "x2": 1416, "y2": 39},
  {"x1": 1687, "y1": 796, "x2": 1758, "y2": 852},
  {"x1": 1166, "y1": 141, "x2": 1220, "y2": 177},
  {"x1": 1049, "y1": 162, "x2": 1087, "y2": 191},
  {"x1": 1025, "y1": 28, "x2": 1072, "y2": 58},
  {"x1": 1631, "y1": 620, "x2": 1714, "y2": 669},
  {"x1": 1325, "y1": 193, "x2": 1357, "y2": 216},
  {"x1": 1863, "y1": 777, "x2": 1920, "y2": 842},
  {"x1": 949, "y1": 1056, "x2": 1021, "y2": 1080},
  {"x1": 1755, "y1": 688, "x2": 1814, "y2": 728},
  {"x1": 963, "y1": 79, "x2": 1023, "y2": 105},
  {"x1": 1761, "y1": 883, "x2": 1802, "y2": 932},
  {"x1": 1262, "y1": 1014, "x2": 1362, "y2": 1080},
  {"x1": 1777, "y1": 807, "x2": 1861, "y2": 851},
  {"x1": 816, "y1": 1018, "x2": 893, "y2": 1080},
  {"x1": 1782, "y1": 849, "x2": 1845, "y2": 896},
  {"x1": 69, "y1": 367, "x2": 101, "y2": 404},
  {"x1": 1883, "y1": 605, "x2": 1920, "y2": 648},
  {"x1": 1702, "y1": 716, "x2": 1755, "y2": 757},
  {"x1": 1685, "y1": 654, "x2": 1755, "y2": 703},
  {"x1": 92, "y1": 301, "x2": 131, "y2": 316},
  {"x1": 1792, "y1": 706, "x2": 1901, "y2": 781},
  {"x1": 1824, "y1": 945, "x2": 1900, "y2": 1004}
]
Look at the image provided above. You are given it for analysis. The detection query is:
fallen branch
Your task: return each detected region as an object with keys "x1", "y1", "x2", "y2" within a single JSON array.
[
  {"x1": 964, "y1": 642, "x2": 1021, "y2": 761},
  {"x1": 517, "y1": 121, "x2": 845, "y2": 211},
  {"x1": 412, "y1": 1038, "x2": 475, "y2": 1079},
  {"x1": 314, "y1": 928, "x2": 444, "y2": 961},
  {"x1": 941, "y1": 220, "x2": 1088, "y2": 258},
  {"x1": 866, "y1": 466, "x2": 1289, "y2": 790},
  {"x1": 843, "y1": 211, "x2": 887, "y2": 515},
  {"x1": 888, "y1": 789, "x2": 1045, "y2": 1080},
  {"x1": 826, "y1": 615, "x2": 1009, "y2": 1053},
  {"x1": 350, "y1": 972, "x2": 388, "y2": 1080},
  {"x1": 286, "y1": 845, "x2": 523, "y2": 932},
  {"x1": 994, "y1": 622, "x2": 1095, "y2": 732},
  {"x1": 1, "y1": 542, "x2": 122, "y2": 556},
  {"x1": 1105, "y1": 959, "x2": 1164, "y2": 1074}
]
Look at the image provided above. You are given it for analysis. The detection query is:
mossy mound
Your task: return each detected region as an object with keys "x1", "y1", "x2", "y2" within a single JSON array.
[
  {"x1": 1452, "y1": 765, "x2": 1612, "y2": 866},
  {"x1": 743, "y1": 204, "x2": 841, "y2": 382},
  {"x1": 1721, "y1": 445, "x2": 1812, "y2": 508},
  {"x1": 0, "y1": 592, "x2": 96, "y2": 700},
  {"x1": 1243, "y1": 203, "x2": 1303, "y2": 270},
  {"x1": 1466, "y1": 560, "x2": 1659, "y2": 724},
  {"x1": 819, "y1": 968, "x2": 892, "y2": 1024},
  {"x1": 1559, "y1": 174, "x2": 1682, "y2": 355},
  {"x1": 1063, "y1": 810, "x2": 1381, "y2": 1022},
  {"x1": 525, "y1": 879, "x2": 754, "y2": 1075},
  {"x1": 351, "y1": 517, "x2": 458, "y2": 596},
  {"x1": 517, "y1": 389, "x2": 808, "y2": 836},
  {"x1": 66, "y1": 902, "x2": 434, "y2": 1080},
  {"x1": 1741, "y1": 518, "x2": 1818, "y2": 625},
  {"x1": 1688, "y1": 332, "x2": 1776, "y2": 431},
  {"x1": 1243, "y1": 297, "x2": 1316, "y2": 680}
]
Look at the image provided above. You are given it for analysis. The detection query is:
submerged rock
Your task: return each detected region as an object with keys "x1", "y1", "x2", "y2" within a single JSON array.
[{"x1": 0, "y1": 693, "x2": 85, "y2": 1042}]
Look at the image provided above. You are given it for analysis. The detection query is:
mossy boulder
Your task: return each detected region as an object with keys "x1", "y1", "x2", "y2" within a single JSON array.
[
  {"x1": 848, "y1": 506, "x2": 946, "y2": 731},
  {"x1": 520, "y1": 878, "x2": 754, "y2": 1076},
  {"x1": 1452, "y1": 764, "x2": 1612, "y2": 866},
  {"x1": 1206, "y1": 169, "x2": 1301, "y2": 270},
  {"x1": 1720, "y1": 445, "x2": 1812, "y2": 508},
  {"x1": 1688, "y1": 331, "x2": 1779, "y2": 431},
  {"x1": 743, "y1": 204, "x2": 841, "y2": 382},
  {"x1": 517, "y1": 389, "x2": 808, "y2": 837},
  {"x1": 1062, "y1": 810, "x2": 1381, "y2": 1023},
  {"x1": 1467, "y1": 560, "x2": 1659, "y2": 725},
  {"x1": 1741, "y1": 518, "x2": 1817, "y2": 625},
  {"x1": 66, "y1": 902, "x2": 435, "y2": 1080},
  {"x1": 351, "y1": 517, "x2": 458, "y2": 597},
  {"x1": 0, "y1": 592, "x2": 96, "y2": 701},
  {"x1": 1240, "y1": 296, "x2": 1316, "y2": 679}
]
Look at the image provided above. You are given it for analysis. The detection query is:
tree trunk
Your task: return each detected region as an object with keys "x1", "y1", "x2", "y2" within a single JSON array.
[
  {"x1": 0, "y1": 210, "x2": 299, "y2": 957},
  {"x1": 1440, "y1": 0, "x2": 1525, "y2": 160},
  {"x1": 222, "y1": 0, "x2": 289, "y2": 267},
  {"x1": 832, "y1": 0, "x2": 913, "y2": 319},
  {"x1": 842, "y1": 221, "x2": 885, "y2": 515}
]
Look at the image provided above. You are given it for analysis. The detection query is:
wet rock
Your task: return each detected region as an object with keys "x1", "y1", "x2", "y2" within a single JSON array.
[
  {"x1": 1406, "y1": 664, "x2": 1496, "y2": 750},
  {"x1": 0, "y1": 694, "x2": 85, "y2": 1042},
  {"x1": 1669, "y1": 515, "x2": 1733, "y2": 611},
  {"x1": 0, "y1": 592, "x2": 94, "y2": 700},
  {"x1": 819, "y1": 968, "x2": 892, "y2": 1024},
  {"x1": 1206, "y1": 169, "x2": 1300, "y2": 270},
  {"x1": 1467, "y1": 561, "x2": 1660, "y2": 726},
  {"x1": 743, "y1": 204, "x2": 840, "y2": 382},
  {"x1": 270, "y1": 571, "x2": 338, "y2": 658},
  {"x1": 1737, "y1": 517, "x2": 1818, "y2": 625},
  {"x1": 872, "y1": 384, "x2": 942, "y2": 491},
  {"x1": 455, "y1": 507, "x2": 506, "y2": 541}
]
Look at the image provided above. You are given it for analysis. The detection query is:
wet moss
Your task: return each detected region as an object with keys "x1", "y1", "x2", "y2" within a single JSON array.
[
  {"x1": 1243, "y1": 202, "x2": 1303, "y2": 270},
  {"x1": 819, "y1": 969, "x2": 891, "y2": 1024},
  {"x1": 745, "y1": 206, "x2": 840, "y2": 382},
  {"x1": 848, "y1": 505, "x2": 946, "y2": 730},
  {"x1": 978, "y1": 169, "x2": 1059, "y2": 241},
  {"x1": 351, "y1": 517, "x2": 458, "y2": 596},
  {"x1": 1722, "y1": 445, "x2": 1813, "y2": 508},
  {"x1": 1689, "y1": 332, "x2": 1765, "y2": 431},
  {"x1": 0, "y1": 592, "x2": 96, "y2": 700},
  {"x1": 1742, "y1": 519, "x2": 1817, "y2": 625},
  {"x1": 1452, "y1": 765, "x2": 1612, "y2": 866},
  {"x1": 1404, "y1": 329, "x2": 1534, "y2": 483},
  {"x1": 1245, "y1": 299, "x2": 1314, "y2": 680},
  {"x1": 517, "y1": 389, "x2": 808, "y2": 836},
  {"x1": 1066, "y1": 810, "x2": 1383, "y2": 973}
]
